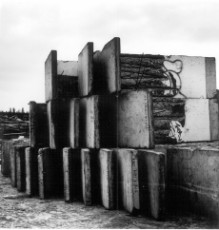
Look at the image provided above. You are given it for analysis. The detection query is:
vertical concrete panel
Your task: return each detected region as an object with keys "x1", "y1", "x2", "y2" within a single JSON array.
[
  {"x1": 79, "y1": 91, "x2": 154, "y2": 148},
  {"x1": 38, "y1": 148, "x2": 63, "y2": 199},
  {"x1": 47, "y1": 101, "x2": 56, "y2": 149},
  {"x1": 98, "y1": 95, "x2": 117, "y2": 148},
  {"x1": 47, "y1": 99, "x2": 71, "y2": 149},
  {"x1": 118, "y1": 90, "x2": 154, "y2": 148},
  {"x1": 99, "y1": 149, "x2": 116, "y2": 210},
  {"x1": 93, "y1": 37, "x2": 121, "y2": 93},
  {"x1": 79, "y1": 96, "x2": 99, "y2": 148},
  {"x1": 205, "y1": 57, "x2": 216, "y2": 99},
  {"x1": 138, "y1": 150, "x2": 166, "y2": 220},
  {"x1": 38, "y1": 148, "x2": 45, "y2": 199},
  {"x1": 183, "y1": 99, "x2": 211, "y2": 142},
  {"x1": 63, "y1": 148, "x2": 82, "y2": 202},
  {"x1": 9, "y1": 140, "x2": 29, "y2": 187},
  {"x1": 81, "y1": 149, "x2": 100, "y2": 206},
  {"x1": 69, "y1": 99, "x2": 80, "y2": 148},
  {"x1": 45, "y1": 50, "x2": 57, "y2": 102},
  {"x1": 81, "y1": 149, "x2": 92, "y2": 205},
  {"x1": 1, "y1": 140, "x2": 11, "y2": 177},
  {"x1": 45, "y1": 51, "x2": 78, "y2": 101},
  {"x1": 63, "y1": 148, "x2": 72, "y2": 202},
  {"x1": 80, "y1": 95, "x2": 118, "y2": 148},
  {"x1": 209, "y1": 99, "x2": 219, "y2": 140},
  {"x1": 167, "y1": 147, "x2": 219, "y2": 220},
  {"x1": 10, "y1": 146, "x2": 17, "y2": 187},
  {"x1": 116, "y1": 149, "x2": 139, "y2": 214},
  {"x1": 29, "y1": 101, "x2": 49, "y2": 148},
  {"x1": 16, "y1": 146, "x2": 26, "y2": 192},
  {"x1": 25, "y1": 147, "x2": 39, "y2": 196},
  {"x1": 78, "y1": 42, "x2": 94, "y2": 96}
]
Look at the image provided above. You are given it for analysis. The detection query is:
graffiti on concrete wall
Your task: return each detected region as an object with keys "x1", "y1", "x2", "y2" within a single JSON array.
[
  {"x1": 168, "y1": 120, "x2": 184, "y2": 143},
  {"x1": 120, "y1": 54, "x2": 187, "y2": 143},
  {"x1": 162, "y1": 59, "x2": 183, "y2": 97},
  {"x1": 120, "y1": 55, "x2": 185, "y2": 98}
]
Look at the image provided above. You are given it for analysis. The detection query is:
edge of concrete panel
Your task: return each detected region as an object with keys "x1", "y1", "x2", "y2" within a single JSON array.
[
  {"x1": 69, "y1": 98, "x2": 80, "y2": 148},
  {"x1": 118, "y1": 90, "x2": 154, "y2": 148},
  {"x1": 45, "y1": 50, "x2": 57, "y2": 102},
  {"x1": 78, "y1": 42, "x2": 94, "y2": 96},
  {"x1": 138, "y1": 149, "x2": 166, "y2": 220},
  {"x1": 81, "y1": 148, "x2": 92, "y2": 205},
  {"x1": 205, "y1": 57, "x2": 216, "y2": 99},
  {"x1": 99, "y1": 148, "x2": 116, "y2": 210},
  {"x1": 209, "y1": 99, "x2": 219, "y2": 141},
  {"x1": 116, "y1": 148, "x2": 140, "y2": 214},
  {"x1": 101, "y1": 37, "x2": 121, "y2": 93}
]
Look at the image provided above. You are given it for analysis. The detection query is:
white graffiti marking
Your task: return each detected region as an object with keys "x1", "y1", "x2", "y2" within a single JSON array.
[{"x1": 169, "y1": 120, "x2": 184, "y2": 143}]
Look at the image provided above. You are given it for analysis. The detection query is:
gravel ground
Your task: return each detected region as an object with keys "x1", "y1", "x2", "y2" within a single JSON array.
[{"x1": 0, "y1": 173, "x2": 216, "y2": 229}]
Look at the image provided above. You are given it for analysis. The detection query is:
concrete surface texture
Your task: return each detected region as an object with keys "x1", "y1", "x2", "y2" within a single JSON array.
[
  {"x1": 62, "y1": 148, "x2": 82, "y2": 202},
  {"x1": 182, "y1": 98, "x2": 219, "y2": 142},
  {"x1": 29, "y1": 101, "x2": 49, "y2": 148},
  {"x1": 69, "y1": 98, "x2": 80, "y2": 148},
  {"x1": 57, "y1": 61, "x2": 78, "y2": 77},
  {"x1": 16, "y1": 146, "x2": 26, "y2": 192},
  {"x1": 165, "y1": 55, "x2": 216, "y2": 99},
  {"x1": 138, "y1": 149, "x2": 166, "y2": 220},
  {"x1": 1, "y1": 140, "x2": 13, "y2": 177},
  {"x1": 166, "y1": 146, "x2": 219, "y2": 220},
  {"x1": 38, "y1": 148, "x2": 63, "y2": 199},
  {"x1": 79, "y1": 96, "x2": 100, "y2": 148},
  {"x1": 81, "y1": 148, "x2": 100, "y2": 206},
  {"x1": 45, "y1": 50, "x2": 78, "y2": 102},
  {"x1": 120, "y1": 54, "x2": 216, "y2": 99},
  {"x1": 152, "y1": 97, "x2": 219, "y2": 143},
  {"x1": 45, "y1": 50, "x2": 57, "y2": 102},
  {"x1": 93, "y1": 37, "x2": 120, "y2": 93},
  {"x1": 25, "y1": 147, "x2": 39, "y2": 196},
  {"x1": 47, "y1": 99, "x2": 71, "y2": 149},
  {"x1": 118, "y1": 90, "x2": 154, "y2": 148},
  {"x1": 99, "y1": 149, "x2": 116, "y2": 210},
  {"x1": 116, "y1": 148, "x2": 140, "y2": 214},
  {"x1": 78, "y1": 42, "x2": 94, "y2": 96}
]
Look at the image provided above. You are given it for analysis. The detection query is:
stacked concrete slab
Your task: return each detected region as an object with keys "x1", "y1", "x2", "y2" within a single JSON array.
[
  {"x1": 45, "y1": 51, "x2": 78, "y2": 149},
  {"x1": 1, "y1": 36, "x2": 219, "y2": 223},
  {"x1": 0, "y1": 138, "x2": 29, "y2": 190},
  {"x1": 80, "y1": 39, "x2": 154, "y2": 149},
  {"x1": 77, "y1": 39, "x2": 155, "y2": 213},
  {"x1": 38, "y1": 51, "x2": 80, "y2": 199},
  {"x1": 25, "y1": 102, "x2": 49, "y2": 196},
  {"x1": 32, "y1": 37, "x2": 219, "y2": 220},
  {"x1": 106, "y1": 40, "x2": 218, "y2": 144}
]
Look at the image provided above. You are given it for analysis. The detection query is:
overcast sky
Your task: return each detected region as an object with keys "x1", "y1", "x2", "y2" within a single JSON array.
[{"x1": 0, "y1": 0, "x2": 219, "y2": 111}]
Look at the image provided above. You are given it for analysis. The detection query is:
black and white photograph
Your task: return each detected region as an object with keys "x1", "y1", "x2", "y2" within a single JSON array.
[{"x1": 0, "y1": 0, "x2": 219, "y2": 228}]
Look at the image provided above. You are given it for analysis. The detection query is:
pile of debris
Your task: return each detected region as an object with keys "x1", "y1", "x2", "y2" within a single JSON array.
[{"x1": 0, "y1": 113, "x2": 29, "y2": 140}]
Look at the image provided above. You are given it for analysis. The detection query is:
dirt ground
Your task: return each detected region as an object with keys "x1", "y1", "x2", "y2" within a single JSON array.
[{"x1": 0, "y1": 172, "x2": 216, "y2": 229}]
